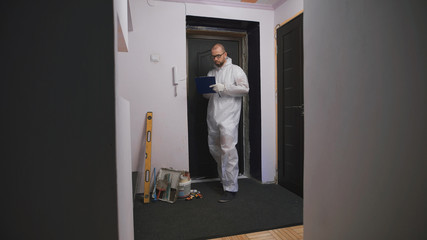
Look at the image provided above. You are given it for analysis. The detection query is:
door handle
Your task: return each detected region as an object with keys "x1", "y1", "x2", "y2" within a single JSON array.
[
  {"x1": 286, "y1": 105, "x2": 304, "y2": 116},
  {"x1": 287, "y1": 105, "x2": 304, "y2": 109}
]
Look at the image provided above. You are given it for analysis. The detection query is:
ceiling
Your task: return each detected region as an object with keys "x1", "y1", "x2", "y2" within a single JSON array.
[{"x1": 156, "y1": 0, "x2": 287, "y2": 10}]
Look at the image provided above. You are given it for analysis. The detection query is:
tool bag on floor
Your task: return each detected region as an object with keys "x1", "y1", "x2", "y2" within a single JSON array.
[{"x1": 155, "y1": 168, "x2": 189, "y2": 203}]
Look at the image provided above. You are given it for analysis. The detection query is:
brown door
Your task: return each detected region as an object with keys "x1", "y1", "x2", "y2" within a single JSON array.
[
  {"x1": 277, "y1": 13, "x2": 304, "y2": 197},
  {"x1": 187, "y1": 38, "x2": 244, "y2": 179}
]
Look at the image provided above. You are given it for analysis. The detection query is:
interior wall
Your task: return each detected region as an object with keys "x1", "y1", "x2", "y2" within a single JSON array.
[
  {"x1": 115, "y1": 98, "x2": 134, "y2": 240},
  {"x1": 274, "y1": 0, "x2": 303, "y2": 26},
  {"x1": 117, "y1": 0, "x2": 188, "y2": 173},
  {"x1": 118, "y1": 0, "x2": 276, "y2": 183},
  {"x1": 114, "y1": 0, "x2": 135, "y2": 239},
  {"x1": 304, "y1": 0, "x2": 427, "y2": 239},
  {"x1": 115, "y1": 0, "x2": 129, "y2": 51}
]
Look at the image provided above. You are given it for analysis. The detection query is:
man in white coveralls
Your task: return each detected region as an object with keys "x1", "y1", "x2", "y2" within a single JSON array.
[{"x1": 204, "y1": 43, "x2": 249, "y2": 203}]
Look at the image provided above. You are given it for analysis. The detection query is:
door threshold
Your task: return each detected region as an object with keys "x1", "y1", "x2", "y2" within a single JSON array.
[{"x1": 191, "y1": 175, "x2": 248, "y2": 183}]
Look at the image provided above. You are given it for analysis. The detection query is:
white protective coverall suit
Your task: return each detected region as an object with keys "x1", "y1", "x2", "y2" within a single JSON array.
[{"x1": 206, "y1": 57, "x2": 249, "y2": 192}]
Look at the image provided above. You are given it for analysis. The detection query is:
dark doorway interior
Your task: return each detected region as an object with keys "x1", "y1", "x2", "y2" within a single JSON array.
[
  {"x1": 186, "y1": 16, "x2": 261, "y2": 180},
  {"x1": 277, "y1": 13, "x2": 304, "y2": 197},
  {"x1": 187, "y1": 38, "x2": 243, "y2": 178}
]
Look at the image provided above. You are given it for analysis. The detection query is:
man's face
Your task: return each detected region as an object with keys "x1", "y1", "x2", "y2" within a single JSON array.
[{"x1": 211, "y1": 48, "x2": 227, "y2": 67}]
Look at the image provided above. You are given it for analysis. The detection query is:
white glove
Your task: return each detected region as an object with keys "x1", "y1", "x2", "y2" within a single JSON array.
[{"x1": 209, "y1": 83, "x2": 225, "y2": 93}]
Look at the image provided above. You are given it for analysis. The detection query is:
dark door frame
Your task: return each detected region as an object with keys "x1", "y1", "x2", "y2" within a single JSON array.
[{"x1": 186, "y1": 16, "x2": 262, "y2": 181}]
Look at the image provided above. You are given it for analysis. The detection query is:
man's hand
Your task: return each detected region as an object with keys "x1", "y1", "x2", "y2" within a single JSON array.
[{"x1": 209, "y1": 83, "x2": 225, "y2": 93}]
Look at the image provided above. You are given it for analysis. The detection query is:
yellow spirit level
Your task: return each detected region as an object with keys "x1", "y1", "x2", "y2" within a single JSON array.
[{"x1": 143, "y1": 112, "x2": 153, "y2": 203}]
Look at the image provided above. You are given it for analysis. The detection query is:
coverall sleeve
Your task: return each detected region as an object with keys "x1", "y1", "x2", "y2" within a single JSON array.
[{"x1": 223, "y1": 65, "x2": 249, "y2": 97}]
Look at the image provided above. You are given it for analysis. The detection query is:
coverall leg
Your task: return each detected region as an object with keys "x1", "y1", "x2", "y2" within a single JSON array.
[{"x1": 208, "y1": 120, "x2": 239, "y2": 192}]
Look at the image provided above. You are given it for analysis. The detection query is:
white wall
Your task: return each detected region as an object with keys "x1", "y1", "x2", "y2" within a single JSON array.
[
  {"x1": 117, "y1": 0, "x2": 188, "y2": 174},
  {"x1": 304, "y1": 0, "x2": 427, "y2": 239},
  {"x1": 116, "y1": 0, "x2": 129, "y2": 51},
  {"x1": 115, "y1": 0, "x2": 134, "y2": 239},
  {"x1": 115, "y1": 97, "x2": 134, "y2": 240},
  {"x1": 274, "y1": 0, "x2": 303, "y2": 26},
  {"x1": 117, "y1": 0, "x2": 277, "y2": 183}
]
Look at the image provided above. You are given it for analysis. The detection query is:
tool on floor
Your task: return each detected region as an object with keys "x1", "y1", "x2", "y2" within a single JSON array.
[
  {"x1": 185, "y1": 189, "x2": 203, "y2": 201},
  {"x1": 143, "y1": 112, "x2": 153, "y2": 203},
  {"x1": 165, "y1": 174, "x2": 171, "y2": 200},
  {"x1": 177, "y1": 172, "x2": 191, "y2": 198},
  {"x1": 134, "y1": 112, "x2": 153, "y2": 200},
  {"x1": 156, "y1": 174, "x2": 169, "y2": 200},
  {"x1": 154, "y1": 168, "x2": 183, "y2": 203},
  {"x1": 151, "y1": 168, "x2": 157, "y2": 201}
]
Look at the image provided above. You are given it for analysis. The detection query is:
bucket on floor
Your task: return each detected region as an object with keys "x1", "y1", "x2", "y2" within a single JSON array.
[{"x1": 178, "y1": 179, "x2": 191, "y2": 198}]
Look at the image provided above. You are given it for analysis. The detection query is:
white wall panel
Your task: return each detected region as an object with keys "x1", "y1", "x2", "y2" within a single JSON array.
[
  {"x1": 117, "y1": 0, "x2": 188, "y2": 174},
  {"x1": 303, "y1": 0, "x2": 427, "y2": 239},
  {"x1": 115, "y1": 96, "x2": 134, "y2": 240}
]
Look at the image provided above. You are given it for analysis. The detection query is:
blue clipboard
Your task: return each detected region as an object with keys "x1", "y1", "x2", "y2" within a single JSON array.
[{"x1": 195, "y1": 76, "x2": 216, "y2": 94}]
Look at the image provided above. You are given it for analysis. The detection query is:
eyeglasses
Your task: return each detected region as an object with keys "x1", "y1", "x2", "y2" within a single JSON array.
[{"x1": 211, "y1": 52, "x2": 225, "y2": 60}]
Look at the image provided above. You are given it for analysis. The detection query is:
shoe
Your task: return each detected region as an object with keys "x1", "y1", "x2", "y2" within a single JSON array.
[{"x1": 218, "y1": 191, "x2": 236, "y2": 203}]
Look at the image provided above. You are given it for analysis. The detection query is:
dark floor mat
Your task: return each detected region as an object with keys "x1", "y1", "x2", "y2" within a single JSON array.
[{"x1": 133, "y1": 178, "x2": 303, "y2": 240}]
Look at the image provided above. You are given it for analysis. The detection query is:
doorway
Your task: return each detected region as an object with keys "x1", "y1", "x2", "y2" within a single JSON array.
[
  {"x1": 186, "y1": 16, "x2": 261, "y2": 181},
  {"x1": 277, "y1": 13, "x2": 304, "y2": 197},
  {"x1": 187, "y1": 35, "x2": 246, "y2": 179}
]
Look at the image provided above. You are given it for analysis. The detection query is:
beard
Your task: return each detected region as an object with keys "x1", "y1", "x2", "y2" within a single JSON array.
[{"x1": 215, "y1": 60, "x2": 225, "y2": 68}]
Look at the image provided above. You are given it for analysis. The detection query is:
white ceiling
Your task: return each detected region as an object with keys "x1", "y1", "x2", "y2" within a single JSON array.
[{"x1": 156, "y1": 0, "x2": 287, "y2": 10}]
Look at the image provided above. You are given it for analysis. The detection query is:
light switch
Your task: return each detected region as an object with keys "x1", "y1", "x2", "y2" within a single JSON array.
[{"x1": 150, "y1": 54, "x2": 160, "y2": 63}]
